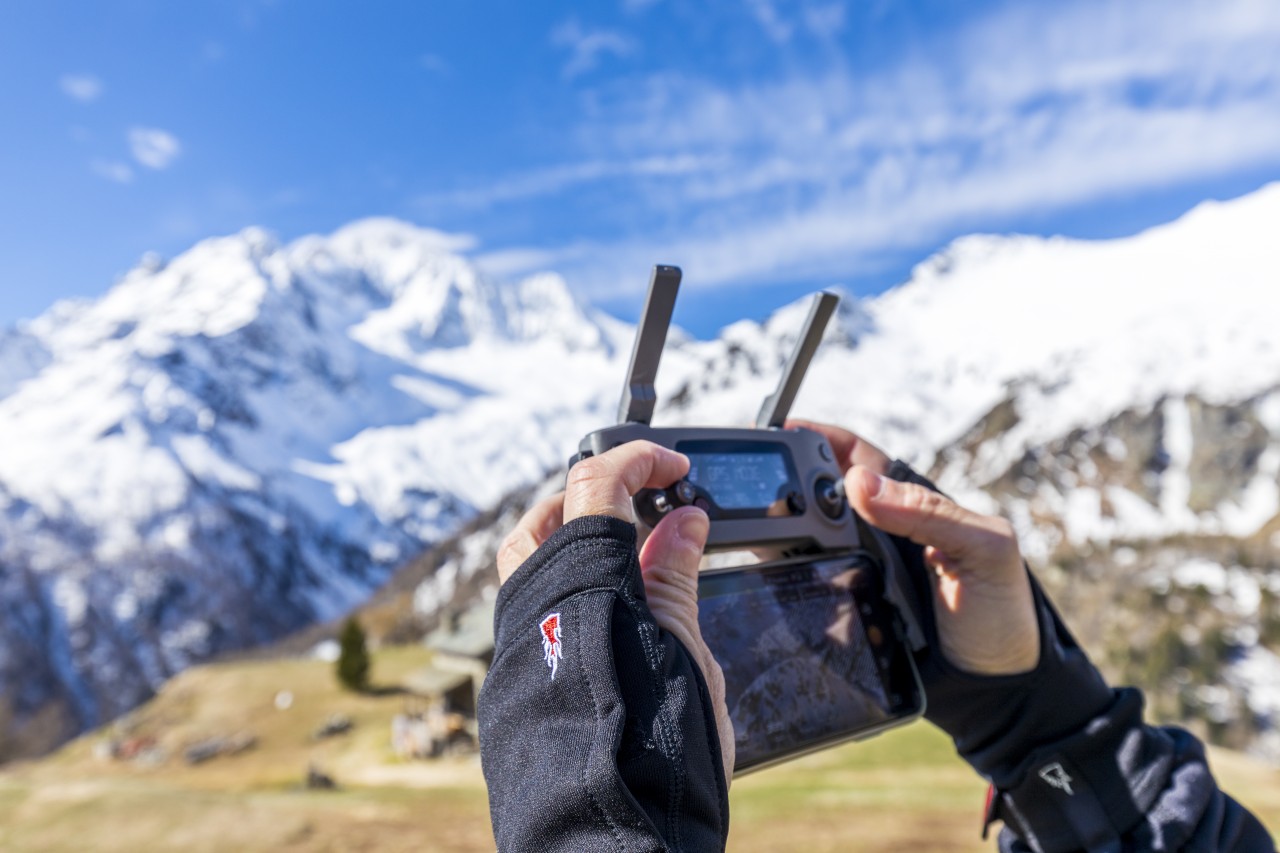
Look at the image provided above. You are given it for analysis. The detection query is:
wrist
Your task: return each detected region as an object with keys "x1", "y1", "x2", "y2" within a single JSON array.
[{"x1": 933, "y1": 571, "x2": 1041, "y2": 676}]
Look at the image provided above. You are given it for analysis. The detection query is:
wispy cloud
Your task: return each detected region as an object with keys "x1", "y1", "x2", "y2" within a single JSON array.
[
  {"x1": 743, "y1": 0, "x2": 847, "y2": 43},
  {"x1": 417, "y1": 154, "x2": 712, "y2": 212},
  {"x1": 91, "y1": 160, "x2": 134, "y2": 184},
  {"x1": 60, "y1": 74, "x2": 103, "y2": 103},
  {"x1": 129, "y1": 128, "x2": 182, "y2": 170},
  {"x1": 420, "y1": 52, "x2": 450, "y2": 75},
  {"x1": 551, "y1": 18, "x2": 636, "y2": 79},
  {"x1": 745, "y1": 0, "x2": 794, "y2": 43},
  {"x1": 474, "y1": 0, "x2": 1280, "y2": 295}
]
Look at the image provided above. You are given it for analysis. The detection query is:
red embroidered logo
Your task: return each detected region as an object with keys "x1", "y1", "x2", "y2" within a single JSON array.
[{"x1": 539, "y1": 613, "x2": 563, "y2": 680}]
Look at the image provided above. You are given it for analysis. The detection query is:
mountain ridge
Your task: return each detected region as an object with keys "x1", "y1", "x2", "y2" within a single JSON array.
[{"x1": 2, "y1": 185, "x2": 1279, "y2": 760}]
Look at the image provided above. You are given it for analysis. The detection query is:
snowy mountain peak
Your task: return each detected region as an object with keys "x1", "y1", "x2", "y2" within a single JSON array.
[{"x1": 4, "y1": 185, "x2": 1280, "y2": 761}]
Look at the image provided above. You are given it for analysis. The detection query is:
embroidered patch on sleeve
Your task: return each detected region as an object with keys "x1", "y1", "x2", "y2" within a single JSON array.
[
  {"x1": 539, "y1": 613, "x2": 563, "y2": 680},
  {"x1": 1038, "y1": 762, "x2": 1075, "y2": 796}
]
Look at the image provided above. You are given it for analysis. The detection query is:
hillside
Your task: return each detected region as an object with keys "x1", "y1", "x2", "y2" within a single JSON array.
[
  {"x1": 2, "y1": 183, "x2": 1280, "y2": 761},
  {"x1": 1, "y1": 648, "x2": 1274, "y2": 851}
]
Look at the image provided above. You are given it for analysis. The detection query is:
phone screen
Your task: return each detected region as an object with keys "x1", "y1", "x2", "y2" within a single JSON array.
[{"x1": 697, "y1": 554, "x2": 924, "y2": 773}]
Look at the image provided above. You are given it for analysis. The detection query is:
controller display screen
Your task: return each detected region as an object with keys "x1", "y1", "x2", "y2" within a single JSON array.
[
  {"x1": 698, "y1": 557, "x2": 915, "y2": 771},
  {"x1": 680, "y1": 443, "x2": 794, "y2": 510}
]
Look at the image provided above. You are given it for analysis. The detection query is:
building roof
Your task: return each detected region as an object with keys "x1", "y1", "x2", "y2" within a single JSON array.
[
  {"x1": 402, "y1": 666, "x2": 471, "y2": 697},
  {"x1": 424, "y1": 599, "x2": 495, "y2": 660}
]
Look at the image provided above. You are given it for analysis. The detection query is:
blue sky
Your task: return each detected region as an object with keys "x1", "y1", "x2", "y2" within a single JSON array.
[{"x1": 3, "y1": 0, "x2": 1280, "y2": 338}]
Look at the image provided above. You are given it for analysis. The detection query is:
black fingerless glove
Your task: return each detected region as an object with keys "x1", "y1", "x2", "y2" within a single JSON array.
[{"x1": 884, "y1": 461, "x2": 1132, "y2": 851}]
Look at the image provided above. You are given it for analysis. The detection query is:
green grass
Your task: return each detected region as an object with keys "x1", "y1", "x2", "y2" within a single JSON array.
[{"x1": 0, "y1": 650, "x2": 1275, "y2": 851}]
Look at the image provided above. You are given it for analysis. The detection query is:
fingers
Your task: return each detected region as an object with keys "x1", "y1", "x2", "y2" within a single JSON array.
[
  {"x1": 638, "y1": 506, "x2": 709, "y2": 613},
  {"x1": 497, "y1": 441, "x2": 689, "y2": 585},
  {"x1": 845, "y1": 467, "x2": 1019, "y2": 568},
  {"x1": 848, "y1": 468, "x2": 1038, "y2": 674},
  {"x1": 563, "y1": 441, "x2": 689, "y2": 523},
  {"x1": 496, "y1": 492, "x2": 565, "y2": 584},
  {"x1": 785, "y1": 419, "x2": 891, "y2": 476}
]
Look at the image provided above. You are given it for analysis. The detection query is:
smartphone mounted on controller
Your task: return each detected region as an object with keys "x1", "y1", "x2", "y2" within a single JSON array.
[{"x1": 569, "y1": 266, "x2": 927, "y2": 774}]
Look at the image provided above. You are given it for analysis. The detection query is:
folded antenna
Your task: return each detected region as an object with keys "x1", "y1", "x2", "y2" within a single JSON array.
[
  {"x1": 618, "y1": 265, "x2": 682, "y2": 425},
  {"x1": 755, "y1": 291, "x2": 839, "y2": 429}
]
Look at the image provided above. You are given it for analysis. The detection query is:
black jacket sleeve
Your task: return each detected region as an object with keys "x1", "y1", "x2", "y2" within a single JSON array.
[
  {"x1": 478, "y1": 515, "x2": 730, "y2": 853},
  {"x1": 885, "y1": 460, "x2": 1275, "y2": 853}
]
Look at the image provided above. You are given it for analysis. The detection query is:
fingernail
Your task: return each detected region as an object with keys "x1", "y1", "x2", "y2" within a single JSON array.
[
  {"x1": 859, "y1": 468, "x2": 885, "y2": 499},
  {"x1": 675, "y1": 509, "x2": 709, "y2": 547}
]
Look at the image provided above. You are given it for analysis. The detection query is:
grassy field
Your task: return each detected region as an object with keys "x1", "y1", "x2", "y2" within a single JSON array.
[{"x1": 0, "y1": 649, "x2": 1275, "y2": 851}]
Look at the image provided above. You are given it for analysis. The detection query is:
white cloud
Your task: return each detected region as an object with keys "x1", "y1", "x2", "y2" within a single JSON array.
[
  {"x1": 91, "y1": 160, "x2": 134, "y2": 184},
  {"x1": 417, "y1": 154, "x2": 712, "y2": 212},
  {"x1": 60, "y1": 74, "x2": 103, "y2": 103},
  {"x1": 473, "y1": 245, "x2": 588, "y2": 279},
  {"x1": 128, "y1": 128, "x2": 182, "y2": 170},
  {"x1": 745, "y1": 0, "x2": 794, "y2": 43},
  {"x1": 478, "y1": 0, "x2": 1280, "y2": 297},
  {"x1": 551, "y1": 19, "x2": 636, "y2": 79},
  {"x1": 802, "y1": 3, "x2": 846, "y2": 37},
  {"x1": 420, "y1": 53, "x2": 450, "y2": 74},
  {"x1": 743, "y1": 0, "x2": 848, "y2": 43}
]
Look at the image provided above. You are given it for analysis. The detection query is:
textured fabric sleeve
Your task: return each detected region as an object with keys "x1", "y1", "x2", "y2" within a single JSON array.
[
  {"x1": 478, "y1": 515, "x2": 730, "y2": 853},
  {"x1": 883, "y1": 460, "x2": 1276, "y2": 853}
]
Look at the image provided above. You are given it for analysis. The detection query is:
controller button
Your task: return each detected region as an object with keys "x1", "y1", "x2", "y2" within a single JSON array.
[
  {"x1": 818, "y1": 442, "x2": 833, "y2": 462},
  {"x1": 814, "y1": 477, "x2": 846, "y2": 519},
  {"x1": 786, "y1": 490, "x2": 806, "y2": 515},
  {"x1": 693, "y1": 497, "x2": 711, "y2": 512},
  {"x1": 674, "y1": 480, "x2": 696, "y2": 504}
]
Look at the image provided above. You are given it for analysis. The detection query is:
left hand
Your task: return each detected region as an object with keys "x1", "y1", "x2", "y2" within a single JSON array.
[{"x1": 496, "y1": 441, "x2": 736, "y2": 783}]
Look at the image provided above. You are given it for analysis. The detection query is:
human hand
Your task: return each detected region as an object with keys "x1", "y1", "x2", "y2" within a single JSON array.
[
  {"x1": 787, "y1": 419, "x2": 1040, "y2": 676},
  {"x1": 496, "y1": 441, "x2": 735, "y2": 782}
]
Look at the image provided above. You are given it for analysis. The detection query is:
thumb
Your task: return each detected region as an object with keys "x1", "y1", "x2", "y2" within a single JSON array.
[
  {"x1": 638, "y1": 506, "x2": 709, "y2": 629},
  {"x1": 845, "y1": 467, "x2": 1017, "y2": 569},
  {"x1": 637, "y1": 507, "x2": 736, "y2": 783}
]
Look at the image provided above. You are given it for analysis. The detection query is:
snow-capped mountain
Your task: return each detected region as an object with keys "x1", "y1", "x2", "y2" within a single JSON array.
[
  {"x1": 2, "y1": 185, "x2": 1279, "y2": 760},
  {"x1": 407, "y1": 184, "x2": 1280, "y2": 760},
  {"x1": 0, "y1": 220, "x2": 647, "y2": 757}
]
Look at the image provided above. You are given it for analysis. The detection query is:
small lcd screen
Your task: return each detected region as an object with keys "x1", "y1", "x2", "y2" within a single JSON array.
[
  {"x1": 681, "y1": 445, "x2": 793, "y2": 510},
  {"x1": 698, "y1": 558, "x2": 902, "y2": 770}
]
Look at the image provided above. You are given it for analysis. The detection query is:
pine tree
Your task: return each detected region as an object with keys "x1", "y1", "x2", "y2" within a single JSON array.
[{"x1": 336, "y1": 616, "x2": 370, "y2": 692}]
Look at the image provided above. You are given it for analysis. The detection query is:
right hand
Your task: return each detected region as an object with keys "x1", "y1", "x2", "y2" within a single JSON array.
[{"x1": 788, "y1": 419, "x2": 1041, "y2": 676}]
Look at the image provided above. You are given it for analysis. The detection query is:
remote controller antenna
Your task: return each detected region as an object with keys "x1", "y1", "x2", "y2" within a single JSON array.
[
  {"x1": 755, "y1": 291, "x2": 840, "y2": 429},
  {"x1": 618, "y1": 265, "x2": 682, "y2": 425}
]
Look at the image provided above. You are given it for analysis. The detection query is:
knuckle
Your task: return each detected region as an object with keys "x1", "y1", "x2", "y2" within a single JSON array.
[
  {"x1": 989, "y1": 516, "x2": 1017, "y2": 542},
  {"x1": 984, "y1": 517, "x2": 1021, "y2": 556},
  {"x1": 496, "y1": 530, "x2": 527, "y2": 562},
  {"x1": 905, "y1": 484, "x2": 947, "y2": 518},
  {"x1": 644, "y1": 564, "x2": 698, "y2": 597},
  {"x1": 566, "y1": 456, "x2": 611, "y2": 488}
]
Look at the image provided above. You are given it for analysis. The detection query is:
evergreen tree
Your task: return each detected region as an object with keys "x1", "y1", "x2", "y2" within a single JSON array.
[{"x1": 336, "y1": 617, "x2": 370, "y2": 692}]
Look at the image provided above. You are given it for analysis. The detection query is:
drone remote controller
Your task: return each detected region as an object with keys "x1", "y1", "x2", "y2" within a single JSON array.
[
  {"x1": 572, "y1": 266, "x2": 863, "y2": 555},
  {"x1": 570, "y1": 265, "x2": 928, "y2": 773}
]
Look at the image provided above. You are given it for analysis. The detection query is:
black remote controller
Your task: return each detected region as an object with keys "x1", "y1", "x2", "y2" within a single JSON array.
[
  {"x1": 572, "y1": 266, "x2": 859, "y2": 553},
  {"x1": 569, "y1": 265, "x2": 927, "y2": 774}
]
